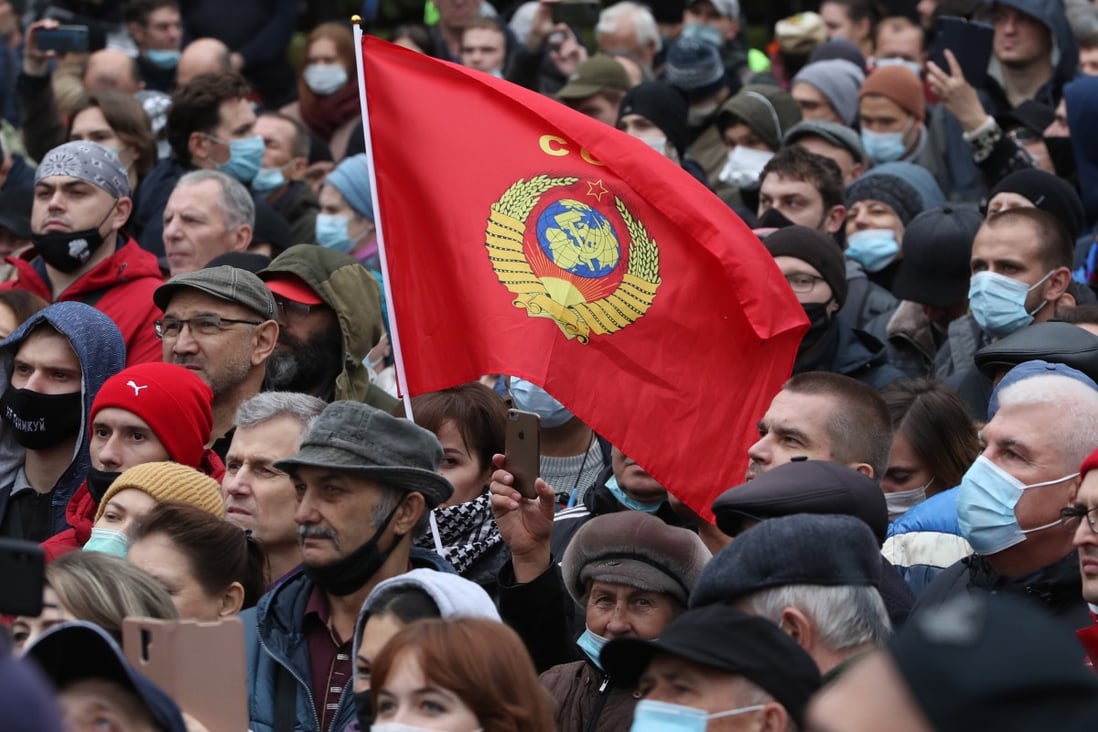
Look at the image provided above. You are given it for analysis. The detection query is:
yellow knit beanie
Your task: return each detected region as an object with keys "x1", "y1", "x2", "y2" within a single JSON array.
[{"x1": 94, "y1": 462, "x2": 224, "y2": 523}]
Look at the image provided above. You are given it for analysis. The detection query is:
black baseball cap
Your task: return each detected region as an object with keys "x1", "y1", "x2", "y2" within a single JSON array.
[{"x1": 601, "y1": 605, "x2": 821, "y2": 727}]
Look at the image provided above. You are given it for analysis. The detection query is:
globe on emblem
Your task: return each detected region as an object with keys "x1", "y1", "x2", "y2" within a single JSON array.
[{"x1": 536, "y1": 199, "x2": 621, "y2": 278}]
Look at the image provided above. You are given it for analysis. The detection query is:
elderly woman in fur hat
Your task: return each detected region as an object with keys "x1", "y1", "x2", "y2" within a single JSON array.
[{"x1": 538, "y1": 511, "x2": 711, "y2": 732}]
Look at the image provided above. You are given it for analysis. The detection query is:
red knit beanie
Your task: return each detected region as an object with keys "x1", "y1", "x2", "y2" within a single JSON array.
[
  {"x1": 90, "y1": 363, "x2": 213, "y2": 469},
  {"x1": 859, "y1": 66, "x2": 925, "y2": 123},
  {"x1": 1081, "y1": 447, "x2": 1098, "y2": 480}
]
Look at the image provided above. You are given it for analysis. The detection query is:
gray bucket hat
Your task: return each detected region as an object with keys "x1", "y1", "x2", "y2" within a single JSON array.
[{"x1": 274, "y1": 401, "x2": 454, "y2": 508}]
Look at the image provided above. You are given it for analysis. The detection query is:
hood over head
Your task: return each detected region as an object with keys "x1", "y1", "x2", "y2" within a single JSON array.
[
  {"x1": 260, "y1": 245, "x2": 385, "y2": 403},
  {"x1": 0, "y1": 302, "x2": 126, "y2": 521}
]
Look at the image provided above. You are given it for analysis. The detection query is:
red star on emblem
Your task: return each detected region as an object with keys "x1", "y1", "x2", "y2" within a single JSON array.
[{"x1": 586, "y1": 179, "x2": 610, "y2": 202}]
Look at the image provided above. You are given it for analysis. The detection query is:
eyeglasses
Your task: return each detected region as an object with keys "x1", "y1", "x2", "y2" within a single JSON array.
[
  {"x1": 155, "y1": 315, "x2": 262, "y2": 340},
  {"x1": 1060, "y1": 505, "x2": 1098, "y2": 534},
  {"x1": 275, "y1": 298, "x2": 321, "y2": 321},
  {"x1": 785, "y1": 273, "x2": 825, "y2": 293}
]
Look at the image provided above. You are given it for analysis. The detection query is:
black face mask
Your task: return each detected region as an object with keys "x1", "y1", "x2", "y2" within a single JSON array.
[
  {"x1": 756, "y1": 207, "x2": 796, "y2": 230},
  {"x1": 31, "y1": 201, "x2": 117, "y2": 274},
  {"x1": 86, "y1": 467, "x2": 122, "y2": 503},
  {"x1": 1044, "y1": 137, "x2": 1077, "y2": 181},
  {"x1": 798, "y1": 302, "x2": 834, "y2": 353},
  {"x1": 0, "y1": 387, "x2": 82, "y2": 449},
  {"x1": 301, "y1": 506, "x2": 402, "y2": 596},
  {"x1": 353, "y1": 689, "x2": 373, "y2": 730}
]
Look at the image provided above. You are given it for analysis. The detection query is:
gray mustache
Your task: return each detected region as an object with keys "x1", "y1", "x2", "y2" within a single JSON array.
[{"x1": 298, "y1": 525, "x2": 341, "y2": 550}]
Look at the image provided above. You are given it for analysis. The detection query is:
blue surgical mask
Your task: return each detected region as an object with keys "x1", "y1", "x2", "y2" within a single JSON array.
[
  {"x1": 679, "y1": 22, "x2": 723, "y2": 48},
  {"x1": 83, "y1": 528, "x2": 129, "y2": 557},
  {"x1": 509, "y1": 377, "x2": 572, "y2": 428},
  {"x1": 845, "y1": 228, "x2": 900, "y2": 272},
  {"x1": 630, "y1": 699, "x2": 765, "y2": 732},
  {"x1": 861, "y1": 126, "x2": 909, "y2": 163},
  {"x1": 145, "y1": 48, "x2": 181, "y2": 69},
  {"x1": 252, "y1": 166, "x2": 286, "y2": 193},
  {"x1": 303, "y1": 63, "x2": 350, "y2": 95},
  {"x1": 576, "y1": 627, "x2": 611, "y2": 669},
  {"x1": 215, "y1": 135, "x2": 265, "y2": 184},
  {"x1": 606, "y1": 474, "x2": 663, "y2": 514},
  {"x1": 957, "y1": 454, "x2": 1077, "y2": 555},
  {"x1": 316, "y1": 213, "x2": 354, "y2": 253},
  {"x1": 968, "y1": 270, "x2": 1053, "y2": 338}
]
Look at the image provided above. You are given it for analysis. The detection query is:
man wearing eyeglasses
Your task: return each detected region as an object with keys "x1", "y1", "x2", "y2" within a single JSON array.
[
  {"x1": 914, "y1": 360, "x2": 1098, "y2": 635},
  {"x1": 764, "y1": 225, "x2": 904, "y2": 390},
  {"x1": 153, "y1": 265, "x2": 279, "y2": 456},
  {"x1": 259, "y1": 245, "x2": 396, "y2": 410}
]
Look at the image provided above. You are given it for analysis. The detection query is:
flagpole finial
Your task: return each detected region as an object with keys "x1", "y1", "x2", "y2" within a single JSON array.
[{"x1": 351, "y1": 14, "x2": 362, "y2": 25}]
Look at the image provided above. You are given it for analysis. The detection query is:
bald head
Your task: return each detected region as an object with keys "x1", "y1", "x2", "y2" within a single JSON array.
[
  {"x1": 177, "y1": 38, "x2": 231, "y2": 88},
  {"x1": 83, "y1": 49, "x2": 144, "y2": 94}
]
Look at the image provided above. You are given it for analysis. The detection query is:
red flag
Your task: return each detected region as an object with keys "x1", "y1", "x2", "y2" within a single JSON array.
[{"x1": 361, "y1": 36, "x2": 807, "y2": 519}]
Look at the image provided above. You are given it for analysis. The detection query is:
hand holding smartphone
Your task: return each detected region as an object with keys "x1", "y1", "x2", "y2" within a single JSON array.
[
  {"x1": 0, "y1": 539, "x2": 44, "y2": 617},
  {"x1": 505, "y1": 409, "x2": 541, "y2": 499}
]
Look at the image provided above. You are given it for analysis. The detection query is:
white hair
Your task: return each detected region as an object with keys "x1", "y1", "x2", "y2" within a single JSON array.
[
  {"x1": 741, "y1": 584, "x2": 892, "y2": 652},
  {"x1": 996, "y1": 374, "x2": 1098, "y2": 468},
  {"x1": 597, "y1": 1, "x2": 662, "y2": 53}
]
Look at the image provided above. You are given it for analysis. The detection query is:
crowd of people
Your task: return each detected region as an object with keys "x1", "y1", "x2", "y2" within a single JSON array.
[{"x1": 1, "y1": 0, "x2": 1098, "y2": 730}]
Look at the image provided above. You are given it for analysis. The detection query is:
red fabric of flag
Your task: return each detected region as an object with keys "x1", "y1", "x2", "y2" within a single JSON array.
[{"x1": 362, "y1": 36, "x2": 807, "y2": 519}]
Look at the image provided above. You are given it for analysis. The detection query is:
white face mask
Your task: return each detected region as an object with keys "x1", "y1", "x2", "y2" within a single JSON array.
[
  {"x1": 303, "y1": 63, "x2": 349, "y2": 95},
  {"x1": 637, "y1": 134, "x2": 670, "y2": 158},
  {"x1": 874, "y1": 56, "x2": 923, "y2": 79},
  {"x1": 885, "y1": 478, "x2": 931, "y2": 520},
  {"x1": 718, "y1": 146, "x2": 773, "y2": 188}
]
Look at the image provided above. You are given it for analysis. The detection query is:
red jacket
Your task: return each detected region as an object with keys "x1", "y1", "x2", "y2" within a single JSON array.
[
  {"x1": 40, "y1": 448, "x2": 226, "y2": 561},
  {"x1": 1, "y1": 238, "x2": 164, "y2": 365}
]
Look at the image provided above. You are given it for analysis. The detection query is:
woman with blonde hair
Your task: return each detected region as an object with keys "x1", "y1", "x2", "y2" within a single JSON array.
[
  {"x1": 12, "y1": 550, "x2": 177, "y2": 651},
  {"x1": 370, "y1": 617, "x2": 555, "y2": 732}
]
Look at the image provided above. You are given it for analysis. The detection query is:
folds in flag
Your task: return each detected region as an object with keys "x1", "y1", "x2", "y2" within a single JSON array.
[{"x1": 361, "y1": 35, "x2": 808, "y2": 518}]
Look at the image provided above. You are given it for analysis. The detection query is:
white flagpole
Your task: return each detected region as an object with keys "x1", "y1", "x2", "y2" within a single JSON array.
[{"x1": 352, "y1": 17, "x2": 414, "y2": 421}]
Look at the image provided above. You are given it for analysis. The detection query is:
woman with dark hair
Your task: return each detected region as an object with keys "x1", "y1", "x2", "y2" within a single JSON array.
[
  {"x1": 397, "y1": 383, "x2": 509, "y2": 594},
  {"x1": 282, "y1": 22, "x2": 360, "y2": 162},
  {"x1": 370, "y1": 618, "x2": 555, "y2": 732},
  {"x1": 127, "y1": 501, "x2": 266, "y2": 621},
  {"x1": 879, "y1": 378, "x2": 981, "y2": 520},
  {"x1": 67, "y1": 90, "x2": 158, "y2": 194}
]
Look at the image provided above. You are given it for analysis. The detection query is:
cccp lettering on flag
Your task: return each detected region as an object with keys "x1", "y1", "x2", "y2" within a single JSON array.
[{"x1": 361, "y1": 36, "x2": 808, "y2": 519}]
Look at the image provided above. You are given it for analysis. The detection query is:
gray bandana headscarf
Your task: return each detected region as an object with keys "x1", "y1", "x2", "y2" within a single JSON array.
[{"x1": 35, "y1": 141, "x2": 130, "y2": 199}]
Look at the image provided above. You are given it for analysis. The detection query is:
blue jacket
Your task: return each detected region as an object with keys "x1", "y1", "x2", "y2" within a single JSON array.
[
  {"x1": 244, "y1": 550, "x2": 455, "y2": 732},
  {"x1": 883, "y1": 488, "x2": 973, "y2": 596},
  {"x1": 0, "y1": 303, "x2": 126, "y2": 536}
]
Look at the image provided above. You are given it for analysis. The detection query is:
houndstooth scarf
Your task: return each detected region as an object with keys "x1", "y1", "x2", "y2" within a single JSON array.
[{"x1": 414, "y1": 492, "x2": 502, "y2": 575}]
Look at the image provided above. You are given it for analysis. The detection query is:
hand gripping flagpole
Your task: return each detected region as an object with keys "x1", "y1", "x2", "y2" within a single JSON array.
[{"x1": 352, "y1": 17, "x2": 415, "y2": 421}]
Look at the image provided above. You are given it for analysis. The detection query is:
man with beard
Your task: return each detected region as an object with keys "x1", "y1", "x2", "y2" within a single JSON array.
[
  {"x1": 259, "y1": 245, "x2": 396, "y2": 410},
  {"x1": 242, "y1": 401, "x2": 454, "y2": 732},
  {"x1": 154, "y1": 265, "x2": 279, "y2": 456}
]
